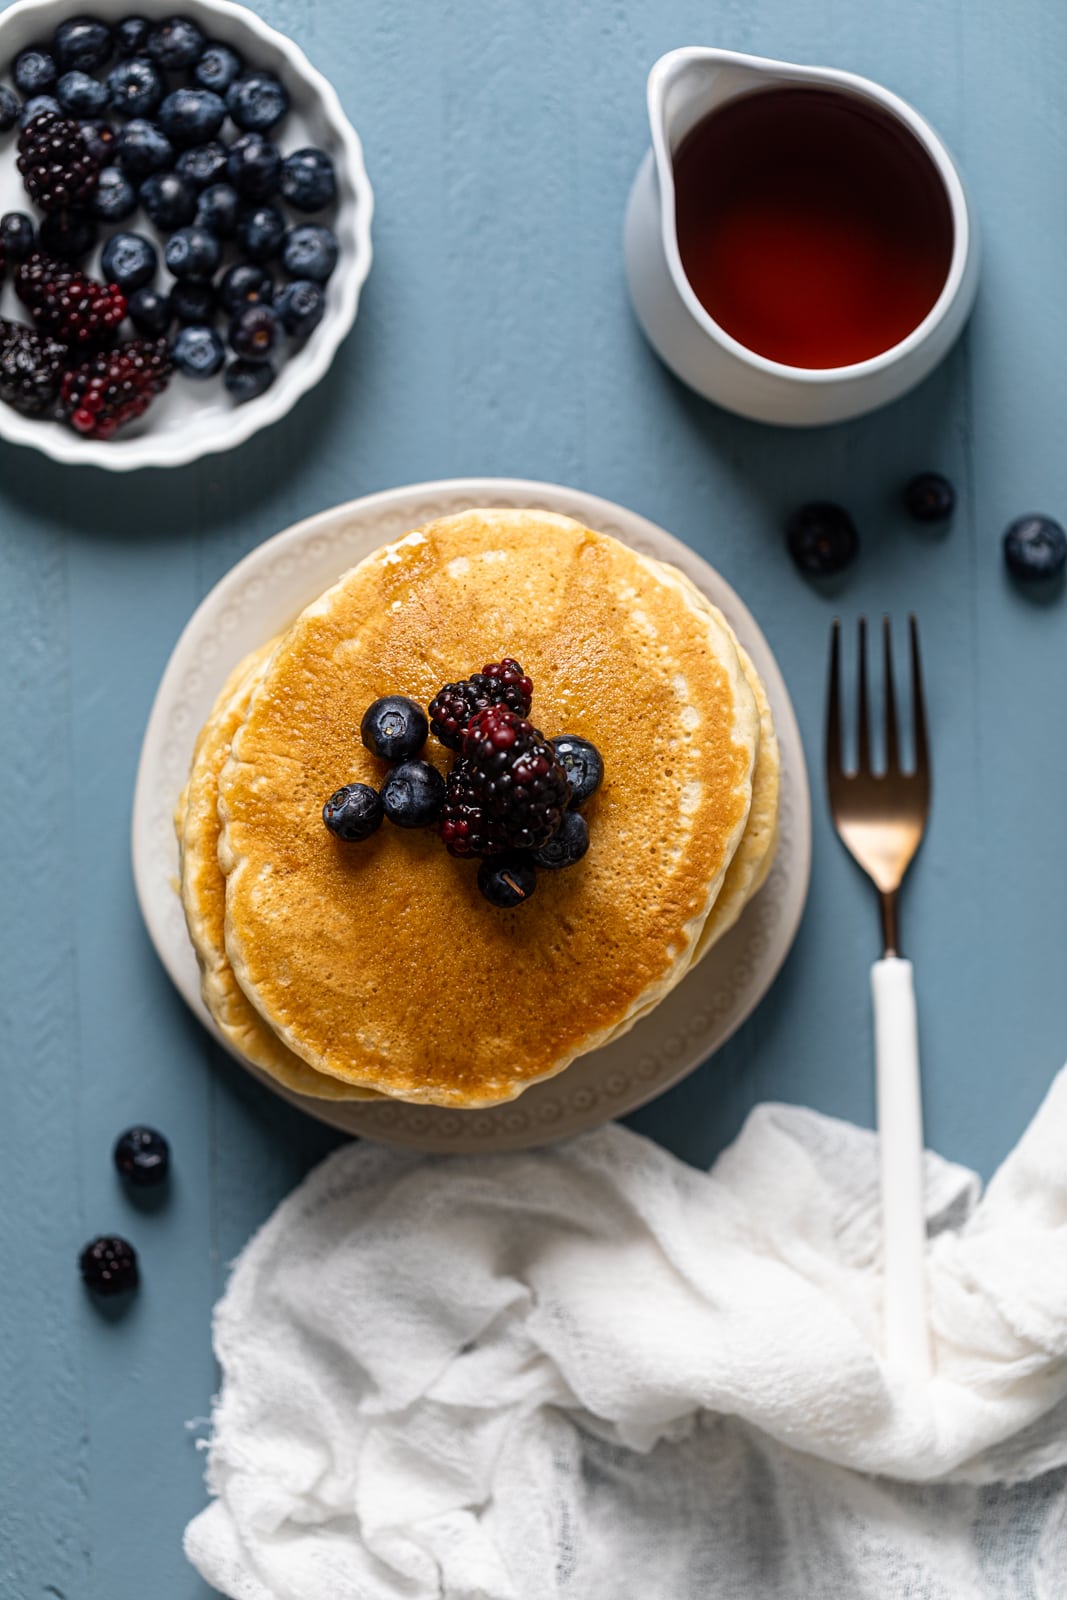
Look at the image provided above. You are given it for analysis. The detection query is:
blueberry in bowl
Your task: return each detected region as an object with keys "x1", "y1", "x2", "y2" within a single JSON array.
[{"x1": 0, "y1": 0, "x2": 373, "y2": 469}]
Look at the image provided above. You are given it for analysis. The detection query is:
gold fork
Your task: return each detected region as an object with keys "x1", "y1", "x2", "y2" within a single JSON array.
[{"x1": 827, "y1": 616, "x2": 933, "y2": 1382}]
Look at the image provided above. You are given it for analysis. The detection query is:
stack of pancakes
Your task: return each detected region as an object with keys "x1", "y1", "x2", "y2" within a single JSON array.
[{"x1": 175, "y1": 509, "x2": 780, "y2": 1108}]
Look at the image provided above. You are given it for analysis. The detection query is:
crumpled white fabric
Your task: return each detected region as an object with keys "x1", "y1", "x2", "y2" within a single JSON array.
[{"x1": 185, "y1": 1068, "x2": 1067, "y2": 1600}]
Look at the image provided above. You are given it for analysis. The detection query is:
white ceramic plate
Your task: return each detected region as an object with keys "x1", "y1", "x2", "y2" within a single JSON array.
[
  {"x1": 0, "y1": 0, "x2": 373, "y2": 469},
  {"x1": 133, "y1": 479, "x2": 811, "y2": 1151}
]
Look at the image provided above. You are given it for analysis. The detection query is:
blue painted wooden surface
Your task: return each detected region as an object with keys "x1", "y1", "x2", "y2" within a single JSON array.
[{"x1": 2, "y1": 0, "x2": 1065, "y2": 1593}]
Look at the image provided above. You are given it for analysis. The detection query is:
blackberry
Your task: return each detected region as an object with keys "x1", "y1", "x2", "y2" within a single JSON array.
[
  {"x1": 60, "y1": 337, "x2": 171, "y2": 439},
  {"x1": 80, "y1": 1235, "x2": 139, "y2": 1295},
  {"x1": 113, "y1": 1125, "x2": 170, "y2": 1187},
  {"x1": 429, "y1": 657, "x2": 533, "y2": 751},
  {"x1": 439, "y1": 758, "x2": 490, "y2": 858},
  {"x1": 17, "y1": 110, "x2": 100, "y2": 213},
  {"x1": 0, "y1": 318, "x2": 67, "y2": 417},
  {"x1": 461, "y1": 706, "x2": 569, "y2": 854},
  {"x1": 16, "y1": 253, "x2": 126, "y2": 346}
]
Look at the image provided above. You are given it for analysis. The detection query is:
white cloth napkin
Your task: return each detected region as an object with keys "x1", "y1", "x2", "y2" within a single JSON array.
[{"x1": 185, "y1": 1068, "x2": 1067, "y2": 1600}]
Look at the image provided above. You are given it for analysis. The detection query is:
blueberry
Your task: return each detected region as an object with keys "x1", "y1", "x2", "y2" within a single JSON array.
[
  {"x1": 140, "y1": 170, "x2": 197, "y2": 230},
  {"x1": 275, "y1": 279, "x2": 325, "y2": 338},
  {"x1": 173, "y1": 324, "x2": 225, "y2": 378},
  {"x1": 79, "y1": 1235, "x2": 139, "y2": 1296},
  {"x1": 20, "y1": 95, "x2": 62, "y2": 128},
  {"x1": 115, "y1": 16, "x2": 151, "y2": 57},
  {"x1": 113, "y1": 1125, "x2": 170, "y2": 1187},
  {"x1": 282, "y1": 223, "x2": 338, "y2": 283},
  {"x1": 227, "y1": 132, "x2": 281, "y2": 199},
  {"x1": 904, "y1": 472, "x2": 956, "y2": 524},
  {"x1": 176, "y1": 140, "x2": 228, "y2": 190},
  {"x1": 56, "y1": 70, "x2": 108, "y2": 118},
  {"x1": 224, "y1": 356, "x2": 276, "y2": 403},
  {"x1": 785, "y1": 502, "x2": 859, "y2": 577},
  {"x1": 380, "y1": 760, "x2": 446, "y2": 828},
  {"x1": 158, "y1": 87, "x2": 226, "y2": 146},
  {"x1": 1003, "y1": 515, "x2": 1067, "y2": 581},
  {"x1": 194, "y1": 41, "x2": 243, "y2": 94},
  {"x1": 14, "y1": 47, "x2": 58, "y2": 97},
  {"x1": 237, "y1": 202, "x2": 285, "y2": 262},
  {"x1": 39, "y1": 209, "x2": 98, "y2": 261},
  {"x1": 478, "y1": 855, "x2": 537, "y2": 908},
  {"x1": 99, "y1": 230, "x2": 156, "y2": 290},
  {"x1": 146, "y1": 15, "x2": 206, "y2": 71},
  {"x1": 127, "y1": 285, "x2": 172, "y2": 336},
  {"x1": 54, "y1": 16, "x2": 113, "y2": 72},
  {"x1": 79, "y1": 118, "x2": 117, "y2": 164},
  {"x1": 533, "y1": 810, "x2": 589, "y2": 870},
  {"x1": 107, "y1": 57, "x2": 163, "y2": 119},
  {"x1": 0, "y1": 211, "x2": 36, "y2": 262},
  {"x1": 170, "y1": 280, "x2": 216, "y2": 324},
  {"x1": 550, "y1": 736, "x2": 604, "y2": 808},
  {"x1": 227, "y1": 71, "x2": 289, "y2": 132},
  {"x1": 280, "y1": 147, "x2": 337, "y2": 213},
  {"x1": 322, "y1": 782, "x2": 383, "y2": 842},
  {"x1": 219, "y1": 262, "x2": 273, "y2": 313},
  {"x1": 0, "y1": 86, "x2": 18, "y2": 134},
  {"x1": 115, "y1": 117, "x2": 171, "y2": 178},
  {"x1": 360, "y1": 695, "x2": 428, "y2": 761},
  {"x1": 164, "y1": 225, "x2": 220, "y2": 283},
  {"x1": 229, "y1": 303, "x2": 281, "y2": 360},
  {"x1": 194, "y1": 181, "x2": 238, "y2": 238}
]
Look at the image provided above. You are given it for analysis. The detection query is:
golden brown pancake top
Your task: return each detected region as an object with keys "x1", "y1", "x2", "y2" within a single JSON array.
[{"x1": 218, "y1": 510, "x2": 758, "y2": 1105}]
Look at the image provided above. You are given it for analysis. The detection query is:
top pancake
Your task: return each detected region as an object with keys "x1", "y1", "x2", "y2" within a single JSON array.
[{"x1": 218, "y1": 509, "x2": 760, "y2": 1106}]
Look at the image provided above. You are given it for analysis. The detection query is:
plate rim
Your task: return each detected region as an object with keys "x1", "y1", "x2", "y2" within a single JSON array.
[{"x1": 132, "y1": 477, "x2": 812, "y2": 1151}]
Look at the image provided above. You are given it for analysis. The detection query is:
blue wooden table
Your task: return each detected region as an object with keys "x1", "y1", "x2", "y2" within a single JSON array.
[{"x1": 2, "y1": 0, "x2": 1065, "y2": 1594}]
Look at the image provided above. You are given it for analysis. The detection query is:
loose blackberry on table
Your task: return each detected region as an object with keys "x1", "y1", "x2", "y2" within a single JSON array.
[{"x1": 79, "y1": 1234, "x2": 139, "y2": 1296}]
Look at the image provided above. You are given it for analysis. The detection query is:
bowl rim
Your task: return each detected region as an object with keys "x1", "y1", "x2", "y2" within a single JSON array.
[{"x1": 0, "y1": 0, "x2": 374, "y2": 471}]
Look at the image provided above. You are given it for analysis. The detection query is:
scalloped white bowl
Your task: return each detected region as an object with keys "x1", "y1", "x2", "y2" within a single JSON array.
[{"x1": 0, "y1": 0, "x2": 373, "y2": 469}]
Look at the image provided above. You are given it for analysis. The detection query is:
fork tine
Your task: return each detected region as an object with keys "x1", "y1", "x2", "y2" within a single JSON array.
[
  {"x1": 883, "y1": 616, "x2": 900, "y2": 774},
  {"x1": 856, "y1": 616, "x2": 872, "y2": 775},
  {"x1": 910, "y1": 615, "x2": 929, "y2": 776},
  {"x1": 826, "y1": 618, "x2": 843, "y2": 778}
]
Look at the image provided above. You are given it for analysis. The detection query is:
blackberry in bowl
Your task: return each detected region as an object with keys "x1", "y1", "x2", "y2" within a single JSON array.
[{"x1": 0, "y1": 0, "x2": 372, "y2": 469}]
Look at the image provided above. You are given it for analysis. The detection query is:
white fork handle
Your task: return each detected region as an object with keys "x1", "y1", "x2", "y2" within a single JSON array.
[{"x1": 871, "y1": 957, "x2": 933, "y2": 1383}]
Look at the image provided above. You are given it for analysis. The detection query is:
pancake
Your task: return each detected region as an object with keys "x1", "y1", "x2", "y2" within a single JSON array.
[
  {"x1": 217, "y1": 509, "x2": 761, "y2": 1106},
  {"x1": 178, "y1": 642, "x2": 378, "y2": 1102}
]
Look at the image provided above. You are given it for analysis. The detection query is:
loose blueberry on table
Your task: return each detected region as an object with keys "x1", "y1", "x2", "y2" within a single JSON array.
[
  {"x1": 0, "y1": 14, "x2": 343, "y2": 439},
  {"x1": 904, "y1": 471, "x2": 956, "y2": 523},
  {"x1": 113, "y1": 1124, "x2": 170, "y2": 1186},
  {"x1": 1002, "y1": 515, "x2": 1067, "y2": 581},
  {"x1": 326, "y1": 658, "x2": 602, "y2": 908},
  {"x1": 785, "y1": 501, "x2": 860, "y2": 577}
]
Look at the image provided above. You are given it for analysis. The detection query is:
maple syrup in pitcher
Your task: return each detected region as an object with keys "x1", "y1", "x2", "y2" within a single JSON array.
[{"x1": 673, "y1": 88, "x2": 954, "y2": 369}]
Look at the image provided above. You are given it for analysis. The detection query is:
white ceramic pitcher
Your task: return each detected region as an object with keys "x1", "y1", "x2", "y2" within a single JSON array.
[{"x1": 624, "y1": 48, "x2": 979, "y2": 426}]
